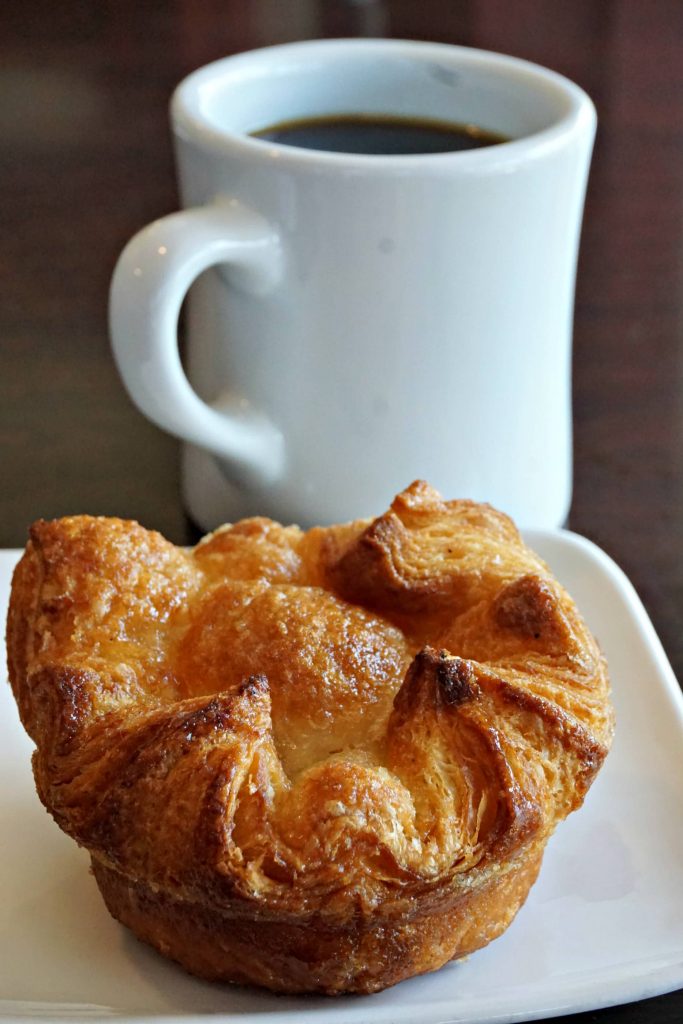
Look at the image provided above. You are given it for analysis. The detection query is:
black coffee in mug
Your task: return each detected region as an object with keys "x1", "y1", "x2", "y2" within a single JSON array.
[{"x1": 252, "y1": 113, "x2": 509, "y2": 155}]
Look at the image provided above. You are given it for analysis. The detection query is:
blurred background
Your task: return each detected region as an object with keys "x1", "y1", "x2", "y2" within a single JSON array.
[
  {"x1": 1, "y1": 3, "x2": 683, "y2": 1021},
  {"x1": 2, "y1": 3, "x2": 682, "y2": 647}
]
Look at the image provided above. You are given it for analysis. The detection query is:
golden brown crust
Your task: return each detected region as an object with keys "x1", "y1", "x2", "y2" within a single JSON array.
[
  {"x1": 91, "y1": 847, "x2": 544, "y2": 994},
  {"x1": 6, "y1": 482, "x2": 614, "y2": 994}
]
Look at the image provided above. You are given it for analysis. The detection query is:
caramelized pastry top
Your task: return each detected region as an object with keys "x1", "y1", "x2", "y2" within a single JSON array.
[{"x1": 7, "y1": 482, "x2": 613, "y2": 918}]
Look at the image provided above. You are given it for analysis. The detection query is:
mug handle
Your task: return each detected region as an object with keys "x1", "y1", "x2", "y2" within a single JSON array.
[{"x1": 109, "y1": 199, "x2": 285, "y2": 489}]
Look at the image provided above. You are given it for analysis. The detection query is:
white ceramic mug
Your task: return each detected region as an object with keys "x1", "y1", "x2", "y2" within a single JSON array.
[{"x1": 110, "y1": 39, "x2": 595, "y2": 531}]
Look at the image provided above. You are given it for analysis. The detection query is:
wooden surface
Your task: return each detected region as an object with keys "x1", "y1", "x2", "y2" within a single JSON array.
[{"x1": 1, "y1": 2, "x2": 682, "y2": 1021}]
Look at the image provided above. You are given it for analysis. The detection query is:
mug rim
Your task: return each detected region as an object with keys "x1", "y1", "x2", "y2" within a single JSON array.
[{"x1": 171, "y1": 38, "x2": 596, "y2": 173}]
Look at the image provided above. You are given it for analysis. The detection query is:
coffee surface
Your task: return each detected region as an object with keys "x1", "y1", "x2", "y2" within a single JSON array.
[{"x1": 252, "y1": 114, "x2": 509, "y2": 155}]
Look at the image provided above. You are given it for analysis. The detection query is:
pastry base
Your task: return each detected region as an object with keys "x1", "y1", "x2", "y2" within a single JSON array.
[{"x1": 92, "y1": 852, "x2": 543, "y2": 995}]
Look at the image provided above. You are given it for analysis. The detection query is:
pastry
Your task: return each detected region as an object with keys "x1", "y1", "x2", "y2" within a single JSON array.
[{"x1": 6, "y1": 482, "x2": 614, "y2": 994}]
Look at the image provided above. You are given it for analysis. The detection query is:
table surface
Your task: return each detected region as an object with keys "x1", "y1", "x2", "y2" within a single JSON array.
[{"x1": 2, "y1": 2, "x2": 682, "y2": 1022}]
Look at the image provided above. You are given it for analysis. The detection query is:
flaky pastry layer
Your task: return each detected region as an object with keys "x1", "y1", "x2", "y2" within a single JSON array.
[{"x1": 6, "y1": 482, "x2": 613, "y2": 993}]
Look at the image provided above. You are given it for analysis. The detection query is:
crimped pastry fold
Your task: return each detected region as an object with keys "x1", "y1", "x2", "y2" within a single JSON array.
[{"x1": 6, "y1": 482, "x2": 613, "y2": 994}]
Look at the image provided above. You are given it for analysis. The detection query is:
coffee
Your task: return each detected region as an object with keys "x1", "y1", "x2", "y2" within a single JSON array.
[
  {"x1": 252, "y1": 114, "x2": 508, "y2": 155},
  {"x1": 111, "y1": 39, "x2": 595, "y2": 532}
]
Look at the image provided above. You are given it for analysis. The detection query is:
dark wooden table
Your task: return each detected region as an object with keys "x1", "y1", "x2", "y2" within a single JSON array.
[{"x1": 2, "y1": 1, "x2": 682, "y2": 1021}]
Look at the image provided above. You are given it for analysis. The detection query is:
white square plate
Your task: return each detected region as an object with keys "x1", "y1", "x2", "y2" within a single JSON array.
[{"x1": 1, "y1": 531, "x2": 682, "y2": 1023}]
